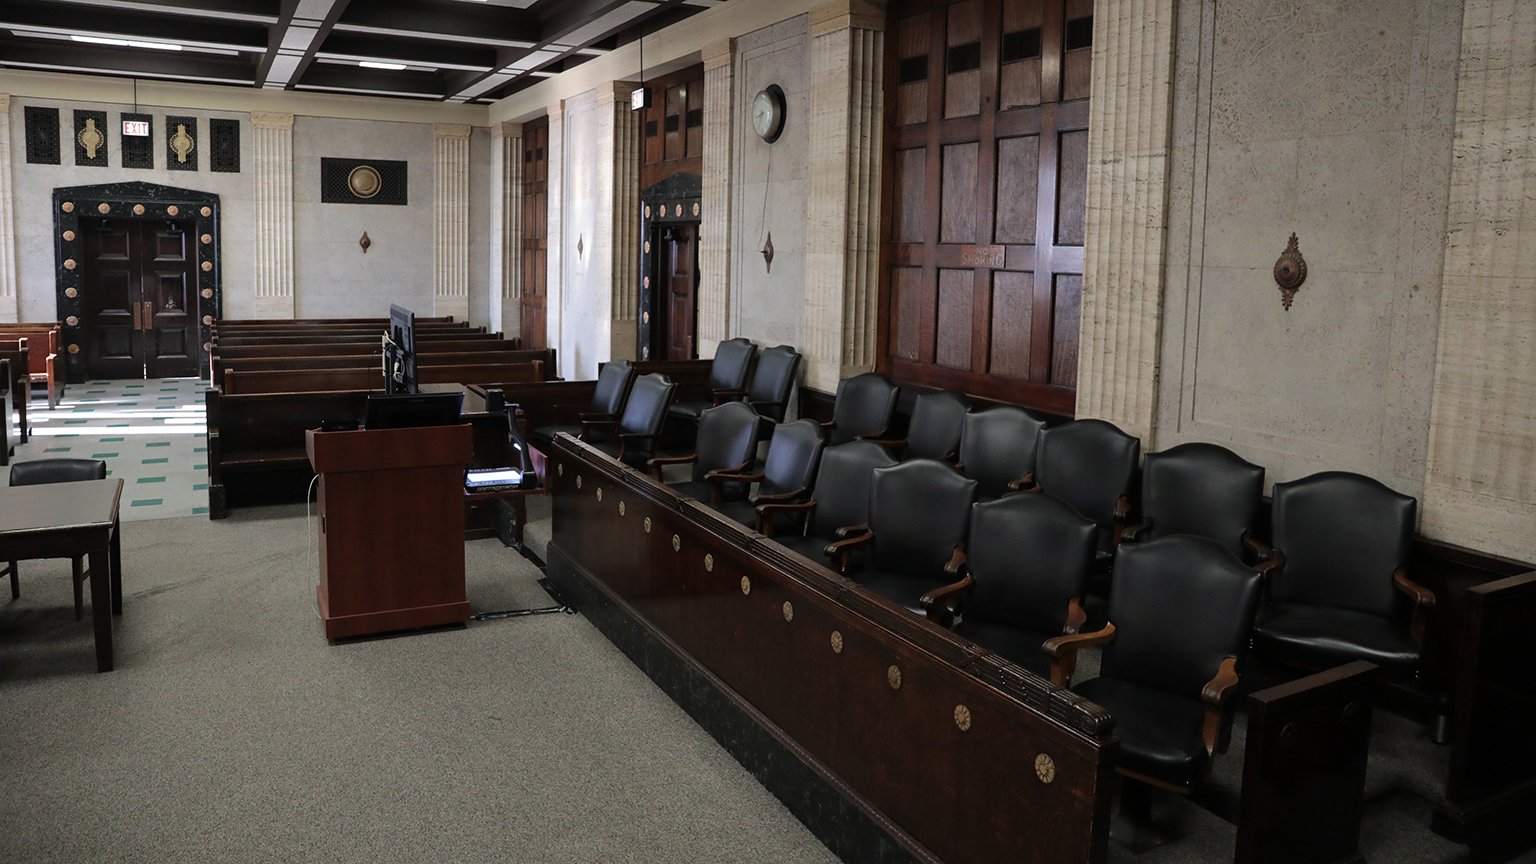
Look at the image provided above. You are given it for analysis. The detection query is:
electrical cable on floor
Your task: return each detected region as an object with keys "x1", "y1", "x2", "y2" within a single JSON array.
[{"x1": 469, "y1": 520, "x2": 574, "y2": 621}]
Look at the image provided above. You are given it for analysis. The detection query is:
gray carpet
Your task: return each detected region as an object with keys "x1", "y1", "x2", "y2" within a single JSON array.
[{"x1": 0, "y1": 502, "x2": 838, "y2": 864}]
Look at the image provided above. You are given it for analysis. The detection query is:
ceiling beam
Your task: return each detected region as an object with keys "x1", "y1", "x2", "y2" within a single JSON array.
[
  {"x1": 332, "y1": 0, "x2": 539, "y2": 48},
  {"x1": 0, "y1": 2, "x2": 269, "y2": 51},
  {"x1": 258, "y1": 0, "x2": 352, "y2": 90},
  {"x1": 313, "y1": 32, "x2": 499, "y2": 73},
  {"x1": 293, "y1": 63, "x2": 444, "y2": 98},
  {"x1": 37, "y1": 0, "x2": 280, "y2": 25},
  {"x1": 0, "y1": 35, "x2": 254, "y2": 83}
]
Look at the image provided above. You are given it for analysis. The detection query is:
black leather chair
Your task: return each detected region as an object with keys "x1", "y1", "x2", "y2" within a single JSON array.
[
  {"x1": 1122, "y1": 442, "x2": 1263, "y2": 559},
  {"x1": 823, "y1": 373, "x2": 899, "y2": 445},
  {"x1": 956, "y1": 406, "x2": 1047, "y2": 499},
  {"x1": 710, "y1": 419, "x2": 824, "y2": 527},
  {"x1": 649, "y1": 401, "x2": 760, "y2": 503},
  {"x1": 1045, "y1": 536, "x2": 1263, "y2": 793},
  {"x1": 825, "y1": 459, "x2": 978, "y2": 612},
  {"x1": 757, "y1": 440, "x2": 895, "y2": 567},
  {"x1": 874, "y1": 390, "x2": 968, "y2": 461},
  {"x1": 666, "y1": 337, "x2": 757, "y2": 425},
  {"x1": 6, "y1": 458, "x2": 108, "y2": 619},
  {"x1": 734, "y1": 345, "x2": 802, "y2": 436},
  {"x1": 580, "y1": 372, "x2": 676, "y2": 467},
  {"x1": 1029, "y1": 419, "x2": 1140, "y2": 558},
  {"x1": 1249, "y1": 471, "x2": 1442, "y2": 734},
  {"x1": 926, "y1": 493, "x2": 1098, "y2": 679},
  {"x1": 528, "y1": 359, "x2": 632, "y2": 454}
]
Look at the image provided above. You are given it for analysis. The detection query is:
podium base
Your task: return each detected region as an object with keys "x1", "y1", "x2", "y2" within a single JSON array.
[{"x1": 317, "y1": 585, "x2": 471, "y2": 639}]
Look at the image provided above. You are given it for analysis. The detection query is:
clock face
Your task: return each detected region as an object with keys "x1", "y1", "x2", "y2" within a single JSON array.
[{"x1": 752, "y1": 85, "x2": 785, "y2": 143}]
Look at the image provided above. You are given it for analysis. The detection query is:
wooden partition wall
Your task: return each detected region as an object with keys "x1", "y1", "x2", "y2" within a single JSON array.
[{"x1": 547, "y1": 435, "x2": 1116, "y2": 864}]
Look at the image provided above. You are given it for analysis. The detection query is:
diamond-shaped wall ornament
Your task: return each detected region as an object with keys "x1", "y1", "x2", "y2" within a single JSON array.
[{"x1": 761, "y1": 232, "x2": 774, "y2": 273}]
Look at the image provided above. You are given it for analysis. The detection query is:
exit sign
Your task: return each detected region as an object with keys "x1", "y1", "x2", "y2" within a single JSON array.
[{"x1": 122, "y1": 119, "x2": 150, "y2": 137}]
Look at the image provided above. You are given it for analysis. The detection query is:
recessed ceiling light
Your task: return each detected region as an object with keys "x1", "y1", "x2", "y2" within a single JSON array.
[{"x1": 359, "y1": 61, "x2": 407, "y2": 70}]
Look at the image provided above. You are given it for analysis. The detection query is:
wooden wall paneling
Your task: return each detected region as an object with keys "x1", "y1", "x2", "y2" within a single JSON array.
[
  {"x1": 895, "y1": 12, "x2": 931, "y2": 127},
  {"x1": 939, "y1": 143, "x2": 978, "y2": 244},
  {"x1": 937, "y1": 269, "x2": 973, "y2": 368},
  {"x1": 1050, "y1": 273, "x2": 1081, "y2": 385},
  {"x1": 664, "y1": 85, "x2": 684, "y2": 162},
  {"x1": 990, "y1": 269, "x2": 1033, "y2": 377},
  {"x1": 944, "y1": 1, "x2": 984, "y2": 119},
  {"x1": 685, "y1": 83, "x2": 703, "y2": 158},
  {"x1": 1061, "y1": 0, "x2": 1093, "y2": 102},
  {"x1": 1056, "y1": 129, "x2": 1088, "y2": 245},
  {"x1": 638, "y1": 64, "x2": 705, "y2": 190},
  {"x1": 994, "y1": 135, "x2": 1040, "y2": 243},
  {"x1": 892, "y1": 266, "x2": 922, "y2": 360},
  {"x1": 999, "y1": 0, "x2": 1044, "y2": 110},
  {"x1": 894, "y1": 148, "x2": 927, "y2": 243},
  {"x1": 520, "y1": 117, "x2": 549, "y2": 351}
]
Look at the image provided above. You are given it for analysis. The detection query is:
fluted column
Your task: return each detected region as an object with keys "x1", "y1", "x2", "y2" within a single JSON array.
[
  {"x1": 0, "y1": 96, "x2": 18, "y2": 322},
  {"x1": 600, "y1": 81, "x2": 642, "y2": 362},
  {"x1": 1073, "y1": 0, "x2": 1176, "y2": 443},
  {"x1": 434, "y1": 123, "x2": 472, "y2": 322},
  {"x1": 251, "y1": 112, "x2": 294, "y2": 318},
  {"x1": 801, "y1": 0, "x2": 884, "y2": 391},
  {"x1": 697, "y1": 40, "x2": 736, "y2": 359},
  {"x1": 545, "y1": 104, "x2": 566, "y2": 374},
  {"x1": 490, "y1": 121, "x2": 523, "y2": 337},
  {"x1": 1422, "y1": 0, "x2": 1536, "y2": 561}
]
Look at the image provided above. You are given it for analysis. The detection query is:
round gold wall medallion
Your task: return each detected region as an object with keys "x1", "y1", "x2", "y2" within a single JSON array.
[
  {"x1": 61, "y1": 201, "x2": 75, "y2": 213},
  {"x1": 557, "y1": 464, "x2": 564, "y2": 477},
  {"x1": 692, "y1": 202, "x2": 700, "y2": 217},
  {"x1": 643, "y1": 517, "x2": 652, "y2": 534},
  {"x1": 644, "y1": 241, "x2": 651, "y2": 254},
  {"x1": 671, "y1": 534, "x2": 681, "y2": 552},
  {"x1": 202, "y1": 315, "x2": 214, "y2": 326},
  {"x1": 595, "y1": 487, "x2": 603, "y2": 502},
  {"x1": 348, "y1": 165, "x2": 383, "y2": 199},
  {"x1": 132, "y1": 204, "x2": 146, "y2": 216},
  {"x1": 200, "y1": 206, "x2": 212, "y2": 217},
  {"x1": 674, "y1": 204, "x2": 683, "y2": 217},
  {"x1": 97, "y1": 203, "x2": 111, "y2": 214},
  {"x1": 704, "y1": 553, "x2": 714, "y2": 572},
  {"x1": 1034, "y1": 754, "x2": 1056, "y2": 784},
  {"x1": 644, "y1": 205, "x2": 652, "y2": 219},
  {"x1": 740, "y1": 576, "x2": 751, "y2": 595},
  {"x1": 618, "y1": 501, "x2": 626, "y2": 517},
  {"x1": 887, "y1": 665, "x2": 902, "y2": 690},
  {"x1": 576, "y1": 475, "x2": 583, "y2": 489},
  {"x1": 65, "y1": 315, "x2": 79, "y2": 327},
  {"x1": 65, "y1": 287, "x2": 78, "y2": 299},
  {"x1": 67, "y1": 343, "x2": 80, "y2": 355},
  {"x1": 830, "y1": 631, "x2": 844, "y2": 653},
  {"x1": 954, "y1": 705, "x2": 972, "y2": 732},
  {"x1": 201, "y1": 261, "x2": 213, "y2": 272},
  {"x1": 200, "y1": 233, "x2": 212, "y2": 245},
  {"x1": 201, "y1": 288, "x2": 214, "y2": 299},
  {"x1": 63, "y1": 259, "x2": 76, "y2": 270},
  {"x1": 782, "y1": 601, "x2": 794, "y2": 622},
  {"x1": 62, "y1": 230, "x2": 76, "y2": 241},
  {"x1": 203, "y1": 342, "x2": 212, "y2": 352},
  {"x1": 166, "y1": 205, "x2": 180, "y2": 217}
]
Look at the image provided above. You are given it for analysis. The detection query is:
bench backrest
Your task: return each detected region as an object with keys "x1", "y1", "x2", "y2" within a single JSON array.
[
  {"x1": 209, "y1": 389, "x2": 372, "y2": 448},
  {"x1": 222, "y1": 361, "x2": 544, "y2": 395}
]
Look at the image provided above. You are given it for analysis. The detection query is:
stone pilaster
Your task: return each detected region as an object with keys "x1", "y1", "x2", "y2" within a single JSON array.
[
  {"x1": 545, "y1": 104, "x2": 566, "y2": 374},
  {"x1": 801, "y1": 0, "x2": 884, "y2": 391},
  {"x1": 490, "y1": 121, "x2": 523, "y2": 338},
  {"x1": 251, "y1": 111, "x2": 295, "y2": 318},
  {"x1": 1422, "y1": 0, "x2": 1536, "y2": 561},
  {"x1": 434, "y1": 123, "x2": 472, "y2": 322},
  {"x1": 600, "y1": 81, "x2": 642, "y2": 362},
  {"x1": 0, "y1": 96, "x2": 18, "y2": 322},
  {"x1": 698, "y1": 40, "x2": 736, "y2": 359},
  {"x1": 1073, "y1": 0, "x2": 1177, "y2": 443}
]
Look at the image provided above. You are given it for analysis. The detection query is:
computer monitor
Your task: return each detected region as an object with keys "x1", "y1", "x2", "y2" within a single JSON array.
[
  {"x1": 384, "y1": 304, "x2": 417, "y2": 395},
  {"x1": 361, "y1": 392, "x2": 463, "y2": 430}
]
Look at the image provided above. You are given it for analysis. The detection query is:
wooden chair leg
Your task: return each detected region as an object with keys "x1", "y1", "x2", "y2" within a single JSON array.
[
  {"x1": 8, "y1": 560, "x2": 17, "y2": 599},
  {"x1": 72, "y1": 556, "x2": 84, "y2": 620}
]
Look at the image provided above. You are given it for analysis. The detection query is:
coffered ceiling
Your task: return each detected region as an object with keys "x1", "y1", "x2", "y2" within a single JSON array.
[{"x1": 0, "y1": 0, "x2": 726, "y2": 104}]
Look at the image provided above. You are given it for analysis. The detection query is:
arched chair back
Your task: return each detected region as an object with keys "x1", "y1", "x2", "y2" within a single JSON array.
[
  {"x1": 590, "y1": 372, "x2": 675, "y2": 465},
  {"x1": 667, "y1": 338, "x2": 758, "y2": 424},
  {"x1": 807, "y1": 441, "x2": 897, "y2": 539},
  {"x1": 957, "y1": 406, "x2": 1047, "y2": 498},
  {"x1": 842, "y1": 460, "x2": 977, "y2": 609},
  {"x1": 828, "y1": 373, "x2": 899, "y2": 445},
  {"x1": 657, "y1": 401, "x2": 760, "y2": 502},
  {"x1": 948, "y1": 494, "x2": 1098, "y2": 676},
  {"x1": 746, "y1": 345, "x2": 802, "y2": 424},
  {"x1": 758, "y1": 419, "x2": 824, "y2": 498},
  {"x1": 903, "y1": 390, "x2": 969, "y2": 461},
  {"x1": 591, "y1": 358, "x2": 633, "y2": 416},
  {"x1": 1137, "y1": 442, "x2": 1263, "y2": 557},
  {"x1": 1033, "y1": 418, "x2": 1140, "y2": 543}
]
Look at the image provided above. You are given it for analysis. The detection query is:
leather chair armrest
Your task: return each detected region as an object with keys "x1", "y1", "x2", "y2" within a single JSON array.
[
  {"x1": 1063, "y1": 596, "x2": 1088, "y2": 635},
  {"x1": 576, "y1": 410, "x2": 617, "y2": 422},
  {"x1": 748, "y1": 398, "x2": 786, "y2": 416},
  {"x1": 854, "y1": 426, "x2": 892, "y2": 443},
  {"x1": 943, "y1": 544, "x2": 967, "y2": 578},
  {"x1": 709, "y1": 470, "x2": 766, "y2": 485},
  {"x1": 1201, "y1": 656, "x2": 1241, "y2": 758},
  {"x1": 648, "y1": 452, "x2": 697, "y2": 480},
  {"x1": 1394, "y1": 568, "x2": 1436, "y2": 646},
  {"x1": 1242, "y1": 530, "x2": 1273, "y2": 560},
  {"x1": 752, "y1": 487, "x2": 807, "y2": 505},
  {"x1": 1042, "y1": 622, "x2": 1117, "y2": 687},
  {"x1": 1006, "y1": 473, "x2": 1040, "y2": 494},
  {"x1": 703, "y1": 460, "x2": 753, "y2": 504},
  {"x1": 755, "y1": 499, "x2": 814, "y2": 537},
  {"x1": 863, "y1": 436, "x2": 907, "y2": 456},
  {"x1": 920, "y1": 572, "x2": 974, "y2": 628},
  {"x1": 1121, "y1": 519, "x2": 1152, "y2": 543},
  {"x1": 833, "y1": 522, "x2": 869, "y2": 539},
  {"x1": 824, "y1": 530, "x2": 874, "y2": 574},
  {"x1": 712, "y1": 388, "x2": 747, "y2": 404},
  {"x1": 578, "y1": 417, "x2": 617, "y2": 440},
  {"x1": 1112, "y1": 496, "x2": 1131, "y2": 545}
]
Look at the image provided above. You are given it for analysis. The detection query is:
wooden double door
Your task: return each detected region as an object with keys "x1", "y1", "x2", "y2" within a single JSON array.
[{"x1": 80, "y1": 219, "x2": 201, "y2": 379}]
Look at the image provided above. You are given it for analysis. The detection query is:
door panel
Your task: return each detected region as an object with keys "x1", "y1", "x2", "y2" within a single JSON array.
[
  {"x1": 143, "y1": 226, "x2": 198, "y2": 378},
  {"x1": 82, "y1": 222, "x2": 143, "y2": 378},
  {"x1": 664, "y1": 224, "x2": 697, "y2": 361},
  {"x1": 519, "y1": 117, "x2": 549, "y2": 350},
  {"x1": 80, "y1": 219, "x2": 200, "y2": 379}
]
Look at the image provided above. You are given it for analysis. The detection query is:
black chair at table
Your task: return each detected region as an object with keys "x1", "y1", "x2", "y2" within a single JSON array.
[
  {"x1": 1248, "y1": 471, "x2": 1446, "y2": 739},
  {"x1": 822, "y1": 372, "x2": 899, "y2": 445},
  {"x1": 825, "y1": 459, "x2": 978, "y2": 613},
  {"x1": 648, "y1": 401, "x2": 761, "y2": 504},
  {"x1": 665, "y1": 337, "x2": 758, "y2": 427},
  {"x1": 1027, "y1": 419, "x2": 1141, "y2": 562},
  {"x1": 5, "y1": 458, "x2": 108, "y2": 619},
  {"x1": 709, "y1": 418, "x2": 824, "y2": 527},
  {"x1": 756, "y1": 440, "x2": 895, "y2": 569},
  {"x1": 1121, "y1": 442, "x2": 1264, "y2": 559},
  {"x1": 924, "y1": 493, "x2": 1098, "y2": 679},
  {"x1": 1043, "y1": 536, "x2": 1263, "y2": 830},
  {"x1": 955, "y1": 406, "x2": 1047, "y2": 500},
  {"x1": 579, "y1": 372, "x2": 676, "y2": 468},
  {"x1": 872, "y1": 389, "x2": 969, "y2": 461},
  {"x1": 528, "y1": 359, "x2": 633, "y2": 454}
]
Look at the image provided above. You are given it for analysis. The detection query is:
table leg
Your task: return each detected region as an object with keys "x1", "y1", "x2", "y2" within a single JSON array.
[
  {"x1": 110, "y1": 517, "x2": 123, "y2": 615},
  {"x1": 514, "y1": 497, "x2": 527, "y2": 545},
  {"x1": 90, "y1": 545, "x2": 113, "y2": 672}
]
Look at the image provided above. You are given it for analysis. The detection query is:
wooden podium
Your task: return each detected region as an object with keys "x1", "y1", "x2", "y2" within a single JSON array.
[{"x1": 306, "y1": 424, "x2": 473, "y2": 639}]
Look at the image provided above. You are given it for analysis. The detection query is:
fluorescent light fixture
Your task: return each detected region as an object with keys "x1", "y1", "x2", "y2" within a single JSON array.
[
  {"x1": 72, "y1": 35, "x2": 128, "y2": 47},
  {"x1": 359, "y1": 61, "x2": 407, "y2": 70},
  {"x1": 129, "y1": 41, "x2": 182, "y2": 51}
]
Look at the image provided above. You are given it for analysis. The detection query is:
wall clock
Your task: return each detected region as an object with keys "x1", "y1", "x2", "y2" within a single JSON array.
[{"x1": 752, "y1": 84, "x2": 786, "y2": 143}]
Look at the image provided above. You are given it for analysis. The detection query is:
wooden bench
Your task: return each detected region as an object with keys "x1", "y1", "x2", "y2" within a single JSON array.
[
  {"x1": 213, "y1": 316, "x2": 456, "y2": 327},
  {"x1": 221, "y1": 360, "x2": 546, "y2": 395},
  {"x1": 211, "y1": 331, "x2": 503, "y2": 348},
  {"x1": 213, "y1": 348, "x2": 559, "y2": 384},
  {"x1": 0, "y1": 343, "x2": 31, "y2": 445},
  {"x1": 205, "y1": 388, "x2": 371, "y2": 517},
  {"x1": 0, "y1": 359, "x2": 15, "y2": 465},
  {"x1": 0, "y1": 325, "x2": 62, "y2": 408}
]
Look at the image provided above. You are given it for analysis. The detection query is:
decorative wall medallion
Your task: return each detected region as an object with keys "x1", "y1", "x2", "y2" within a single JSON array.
[
  {"x1": 887, "y1": 665, "x2": 903, "y2": 690},
  {"x1": 200, "y1": 206, "x2": 212, "y2": 217},
  {"x1": 782, "y1": 601, "x2": 794, "y2": 622},
  {"x1": 203, "y1": 342, "x2": 212, "y2": 352},
  {"x1": 704, "y1": 553, "x2": 714, "y2": 572},
  {"x1": 674, "y1": 204, "x2": 683, "y2": 217},
  {"x1": 62, "y1": 230, "x2": 75, "y2": 241},
  {"x1": 97, "y1": 203, "x2": 110, "y2": 214},
  {"x1": 830, "y1": 631, "x2": 844, "y2": 653},
  {"x1": 954, "y1": 705, "x2": 972, "y2": 732},
  {"x1": 347, "y1": 165, "x2": 382, "y2": 199},
  {"x1": 671, "y1": 534, "x2": 682, "y2": 552},
  {"x1": 577, "y1": 235, "x2": 584, "y2": 258},
  {"x1": 618, "y1": 501, "x2": 626, "y2": 517},
  {"x1": 644, "y1": 240, "x2": 651, "y2": 254},
  {"x1": 201, "y1": 261, "x2": 213, "y2": 272},
  {"x1": 170, "y1": 123, "x2": 196, "y2": 164},
  {"x1": 761, "y1": 232, "x2": 774, "y2": 273},
  {"x1": 77, "y1": 118, "x2": 105, "y2": 160},
  {"x1": 65, "y1": 287, "x2": 78, "y2": 299},
  {"x1": 65, "y1": 315, "x2": 79, "y2": 327},
  {"x1": 167, "y1": 205, "x2": 180, "y2": 217},
  {"x1": 643, "y1": 516, "x2": 652, "y2": 534},
  {"x1": 642, "y1": 311, "x2": 650, "y2": 324},
  {"x1": 132, "y1": 204, "x2": 145, "y2": 216},
  {"x1": 202, "y1": 315, "x2": 214, "y2": 326},
  {"x1": 63, "y1": 259, "x2": 76, "y2": 270},
  {"x1": 645, "y1": 205, "x2": 652, "y2": 219},
  {"x1": 595, "y1": 487, "x2": 603, "y2": 502},
  {"x1": 557, "y1": 463, "x2": 564, "y2": 477},
  {"x1": 359, "y1": 232, "x2": 371, "y2": 254},
  {"x1": 61, "y1": 201, "x2": 75, "y2": 213},
  {"x1": 576, "y1": 475, "x2": 583, "y2": 489},
  {"x1": 67, "y1": 343, "x2": 80, "y2": 354},
  {"x1": 740, "y1": 576, "x2": 751, "y2": 595},
  {"x1": 643, "y1": 276, "x2": 650, "y2": 288},
  {"x1": 200, "y1": 233, "x2": 212, "y2": 245},
  {"x1": 1273, "y1": 232, "x2": 1307, "y2": 311},
  {"x1": 201, "y1": 288, "x2": 213, "y2": 299},
  {"x1": 1034, "y1": 754, "x2": 1057, "y2": 784},
  {"x1": 692, "y1": 202, "x2": 700, "y2": 217}
]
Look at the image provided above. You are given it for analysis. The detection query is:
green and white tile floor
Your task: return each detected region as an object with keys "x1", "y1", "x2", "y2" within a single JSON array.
[{"x1": 8, "y1": 377, "x2": 210, "y2": 521}]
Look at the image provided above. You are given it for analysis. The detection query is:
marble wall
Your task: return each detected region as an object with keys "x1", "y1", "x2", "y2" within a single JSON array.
[
  {"x1": 555, "y1": 90, "x2": 608, "y2": 379},
  {"x1": 1155, "y1": 0, "x2": 1463, "y2": 500}
]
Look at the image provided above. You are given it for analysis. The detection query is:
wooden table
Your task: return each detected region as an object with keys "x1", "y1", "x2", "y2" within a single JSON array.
[{"x1": 0, "y1": 478, "x2": 124, "y2": 671}]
